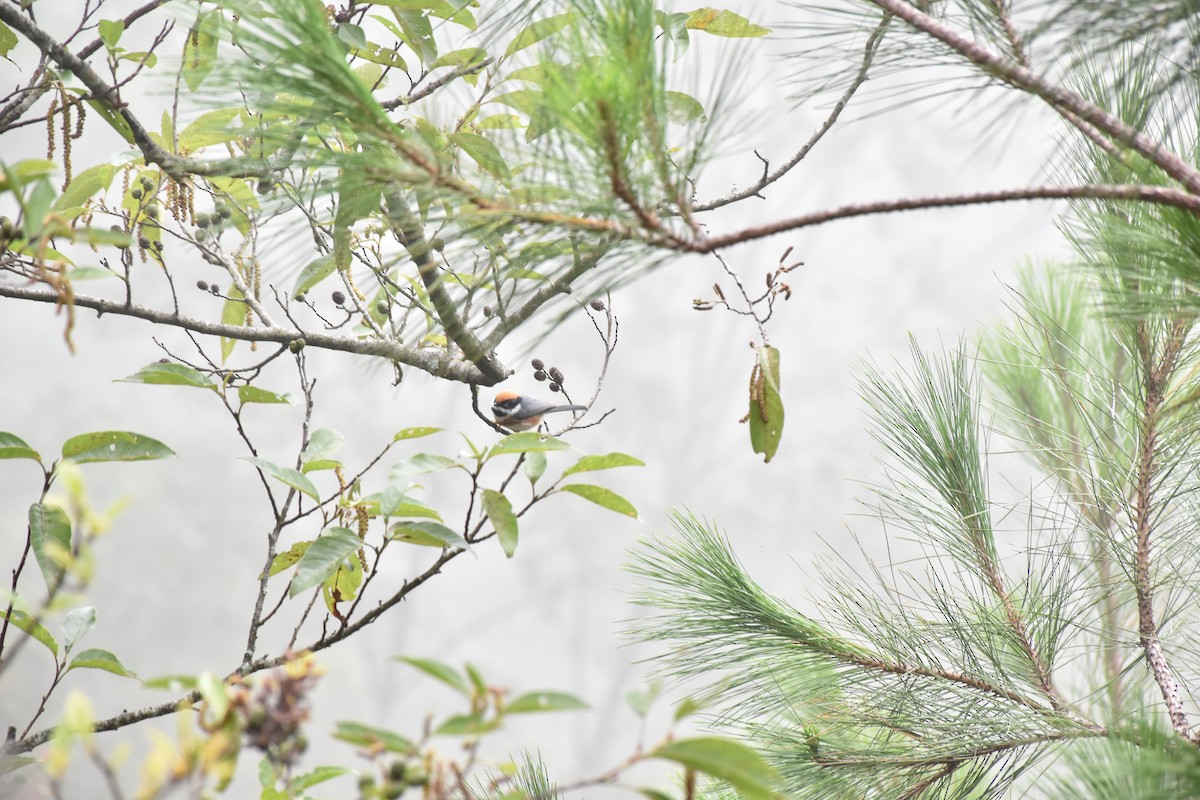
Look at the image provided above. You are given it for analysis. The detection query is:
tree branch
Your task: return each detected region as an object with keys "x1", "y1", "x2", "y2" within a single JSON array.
[
  {"x1": 866, "y1": 0, "x2": 1200, "y2": 195},
  {"x1": 690, "y1": 184, "x2": 1200, "y2": 252},
  {"x1": 693, "y1": 12, "x2": 892, "y2": 212},
  {"x1": 0, "y1": 4, "x2": 267, "y2": 180},
  {"x1": 0, "y1": 283, "x2": 503, "y2": 385}
]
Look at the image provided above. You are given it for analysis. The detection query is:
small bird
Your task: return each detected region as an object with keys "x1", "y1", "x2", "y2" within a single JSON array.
[{"x1": 492, "y1": 390, "x2": 586, "y2": 432}]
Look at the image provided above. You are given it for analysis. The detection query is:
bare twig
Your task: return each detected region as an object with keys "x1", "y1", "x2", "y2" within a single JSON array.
[{"x1": 694, "y1": 13, "x2": 892, "y2": 212}]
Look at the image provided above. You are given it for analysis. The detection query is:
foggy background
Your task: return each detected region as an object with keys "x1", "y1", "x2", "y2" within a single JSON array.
[{"x1": 1, "y1": 1, "x2": 1069, "y2": 796}]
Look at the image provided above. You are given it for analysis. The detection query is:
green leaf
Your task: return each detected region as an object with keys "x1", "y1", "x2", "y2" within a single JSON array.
[
  {"x1": 523, "y1": 451, "x2": 547, "y2": 484},
  {"x1": 656, "y1": 11, "x2": 691, "y2": 60},
  {"x1": 302, "y1": 459, "x2": 342, "y2": 473},
  {"x1": 479, "y1": 114, "x2": 523, "y2": 130},
  {"x1": 2, "y1": 609, "x2": 57, "y2": 656},
  {"x1": 465, "y1": 662, "x2": 487, "y2": 696},
  {"x1": 0, "y1": 755, "x2": 38, "y2": 775},
  {"x1": 0, "y1": 432, "x2": 40, "y2": 461},
  {"x1": 68, "y1": 648, "x2": 138, "y2": 679},
  {"x1": 685, "y1": 8, "x2": 769, "y2": 37},
  {"x1": 393, "y1": 426, "x2": 442, "y2": 442},
  {"x1": 562, "y1": 452, "x2": 644, "y2": 477},
  {"x1": 482, "y1": 489, "x2": 518, "y2": 558},
  {"x1": 237, "y1": 385, "x2": 291, "y2": 405},
  {"x1": 182, "y1": 10, "x2": 221, "y2": 92},
  {"x1": 53, "y1": 164, "x2": 115, "y2": 212},
  {"x1": 451, "y1": 132, "x2": 511, "y2": 182},
  {"x1": 268, "y1": 541, "x2": 310, "y2": 577},
  {"x1": 62, "y1": 606, "x2": 96, "y2": 653},
  {"x1": 626, "y1": 681, "x2": 661, "y2": 717},
  {"x1": 664, "y1": 91, "x2": 706, "y2": 125},
  {"x1": 322, "y1": 552, "x2": 362, "y2": 611},
  {"x1": 143, "y1": 674, "x2": 199, "y2": 691},
  {"x1": 505, "y1": 691, "x2": 587, "y2": 714},
  {"x1": 673, "y1": 696, "x2": 702, "y2": 721},
  {"x1": 197, "y1": 672, "x2": 230, "y2": 720},
  {"x1": 98, "y1": 19, "x2": 124, "y2": 49},
  {"x1": 220, "y1": 284, "x2": 246, "y2": 362},
  {"x1": 394, "y1": 656, "x2": 470, "y2": 696},
  {"x1": 651, "y1": 738, "x2": 778, "y2": 800},
  {"x1": 179, "y1": 108, "x2": 241, "y2": 151},
  {"x1": 386, "y1": 500, "x2": 443, "y2": 522},
  {"x1": 559, "y1": 484, "x2": 637, "y2": 518},
  {"x1": 302, "y1": 428, "x2": 344, "y2": 463},
  {"x1": 748, "y1": 345, "x2": 784, "y2": 463},
  {"x1": 488, "y1": 432, "x2": 570, "y2": 458},
  {"x1": 0, "y1": 21, "x2": 18, "y2": 59},
  {"x1": 288, "y1": 527, "x2": 361, "y2": 597},
  {"x1": 244, "y1": 456, "x2": 320, "y2": 500},
  {"x1": 392, "y1": 8, "x2": 437, "y2": 64},
  {"x1": 434, "y1": 713, "x2": 498, "y2": 736},
  {"x1": 117, "y1": 361, "x2": 215, "y2": 389},
  {"x1": 337, "y1": 22, "x2": 367, "y2": 50},
  {"x1": 390, "y1": 453, "x2": 459, "y2": 479},
  {"x1": 85, "y1": 97, "x2": 135, "y2": 143},
  {"x1": 23, "y1": 178, "x2": 55, "y2": 239},
  {"x1": 504, "y1": 12, "x2": 573, "y2": 58},
  {"x1": 293, "y1": 766, "x2": 351, "y2": 791},
  {"x1": 61, "y1": 431, "x2": 174, "y2": 463},
  {"x1": 29, "y1": 502, "x2": 71, "y2": 590},
  {"x1": 389, "y1": 520, "x2": 467, "y2": 548},
  {"x1": 75, "y1": 226, "x2": 132, "y2": 248},
  {"x1": 432, "y1": 46, "x2": 486, "y2": 70},
  {"x1": 333, "y1": 721, "x2": 416, "y2": 754},
  {"x1": 292, "y1": 255, "x2": 336, "y2": 298}
]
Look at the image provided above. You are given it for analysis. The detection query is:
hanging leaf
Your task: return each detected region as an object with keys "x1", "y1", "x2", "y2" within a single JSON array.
[
  {"x1": 748, "y1": 345, "x2": 784, "y2": 463},
  {"x1": 482, "y1": 489, "x2": 518, "y2": 557},
  {"x1": 29, "y1": 502, "x2": 71, "y2": 590},
  {"x1": 182, "y1": 10, "x2": 221, "y2": 92}
]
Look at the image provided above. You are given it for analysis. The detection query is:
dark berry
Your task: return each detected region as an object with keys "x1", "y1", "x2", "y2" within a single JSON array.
[
  {"x1": 331, "y1": 290, "x2": 346, "y2": 306},
  {"x1": 589, "y1": 298, "x2": 605, "y2": 311},
  {"x1": 534, "y1": 370, "x2": 547, "y2": 381},
  {"x1": 548, "y1": 382, "x2": 561, "y2": 392},
  {"x1": 196, "y1": 280, "x2": 209, "y2": 291},
  {"x1": 531, "y1": 358, "x2": 544, "y2": 370}
]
